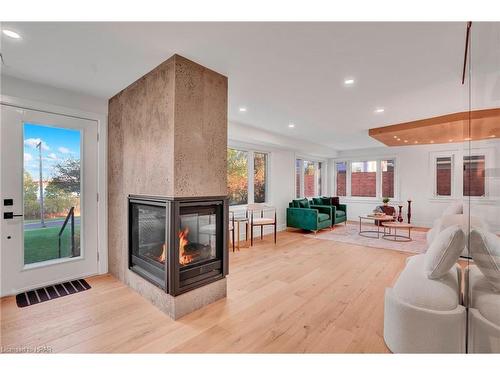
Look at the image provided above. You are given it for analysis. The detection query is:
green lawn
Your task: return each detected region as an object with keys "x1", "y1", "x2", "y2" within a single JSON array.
[{"x1": 24, "y1": 225, "x2": 81, "y2": 265}]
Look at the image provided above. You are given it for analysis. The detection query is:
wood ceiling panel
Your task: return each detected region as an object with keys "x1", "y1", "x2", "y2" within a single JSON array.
[{"x1": 369, "y1": 108, "x2": 500, "y2": 146}]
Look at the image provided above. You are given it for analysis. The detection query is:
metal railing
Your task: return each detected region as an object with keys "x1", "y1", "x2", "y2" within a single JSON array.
[{"x1": 58, "y1": 206, "x2": 75, "y2": 259}]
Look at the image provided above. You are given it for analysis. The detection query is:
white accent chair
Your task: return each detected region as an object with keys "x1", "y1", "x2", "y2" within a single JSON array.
[{"x1": 384, "y1": 255, "x2": 466, "y2": 353}]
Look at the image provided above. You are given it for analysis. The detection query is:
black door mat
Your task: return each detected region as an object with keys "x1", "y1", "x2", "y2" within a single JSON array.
[{"x1": 16, "y1": 279, "x2": 91, "y2": 308}]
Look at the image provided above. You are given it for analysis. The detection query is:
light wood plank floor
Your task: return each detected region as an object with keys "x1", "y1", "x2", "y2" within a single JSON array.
[{"x1": 1, "y1": 230, "x2": 411, "y2": 353}]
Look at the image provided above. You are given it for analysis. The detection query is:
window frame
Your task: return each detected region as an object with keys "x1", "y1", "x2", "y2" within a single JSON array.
[
  {"x1": 295, "y1": 157, "x2": 325, "y2": 198},
  {"x1": 227, "y1": 146, "x2": 270, "y2": 207},
  {"x1": 431, "y1": 152, "x2": 455, "y2": 199},
  {"x1": 333, "y1": 157, "x2": 398, "y2": 201},
  {"x1": 462, "y1": 148, "x2": 493, "y2": 200},
  {"x1": 429, "y1": 147, "x2": 493, "y2": 201}
]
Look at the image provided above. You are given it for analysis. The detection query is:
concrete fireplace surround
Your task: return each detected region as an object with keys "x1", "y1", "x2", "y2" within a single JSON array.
[{"x1": 108, "y1": 54, "x2": 228, "y2": 319}]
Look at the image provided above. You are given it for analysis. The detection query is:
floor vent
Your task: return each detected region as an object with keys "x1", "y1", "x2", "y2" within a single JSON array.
[{"x1": 15, "y1": 279, "x2": 91, "y2": 308}]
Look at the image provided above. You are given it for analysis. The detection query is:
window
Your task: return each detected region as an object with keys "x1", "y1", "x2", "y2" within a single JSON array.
[
  {"x1": 381, "y1": 159, "x2": 395, "y2": 198},
  {"x1": 227, "y1": 148, "x2": 269, "y2": 206},
  {"x1": 227, "y1": 149, "x2": 248, "y2": 205},
  {"x1": 295, "y1": 159, "x2": 302, "y2": 198},
  {"x1": 351, "y1": 161, "x2": 377, "y2": 197},
  {"x1": 436, "y1": 156, "x2": 452, "y2": 196},
  {"x1": 254, "y1": 152, "x2": 267, "y2": 203},
  {"x1": 335, "y1": 162, "x2": 347, "y2": 196},
  {"x1": 464, "y1": 155, "x2": 485, "y2": 197},
  {"x1": 295, "y1": 159, "x2": 323, "y2": 198}
]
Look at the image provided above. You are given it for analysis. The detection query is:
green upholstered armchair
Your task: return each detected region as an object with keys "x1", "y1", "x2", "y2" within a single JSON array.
[
  {"x1": 286, "y1": 198, "x2": 333, "y2": 233},
  {"x1": 311, "y1": 196, "x2": 347, "y2": 227}
]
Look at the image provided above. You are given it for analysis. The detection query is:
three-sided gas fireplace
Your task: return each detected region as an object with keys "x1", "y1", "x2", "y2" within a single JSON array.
[{"x1": 128, "y1": 195, "x2": 228, "y2": 296}]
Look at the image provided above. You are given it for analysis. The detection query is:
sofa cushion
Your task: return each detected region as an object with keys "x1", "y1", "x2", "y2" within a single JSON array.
[
  {"x1": 443, "y1": 202, "x2": 463, "y2": 216},
  {"x1": 424, "y1": 225, "x2": 465, "y2": 279},
  {"x1": 335, "y1": 210, "x2": 346, "y2": 218},
  {"x1": 470, "y1": 229, "x2": 500, "y2": 292},
  {"x1": 393, "y1": 255, "x2": 460, "y2": 311},
  {"x1": 426, "y1": 214, "x2": 488, "y2": 247},
  {"x1": 292, "y1": 199, "x2": 310, "y2": 208},
  {"x1": 312, "y1": 197, "x2": 322, "y2": 205},
  {"x1": 468, "y1": 265, "x2": 500, "y2": 326},
  {"x1": 318, "y1": 213, "x2": 330, "y2": 222},
  {"x1": 331, "y1": 196, "x2": 340, "y2": 208},
  {"x1": 320, "y1": 196, "x2": 332, "y2": 206}
]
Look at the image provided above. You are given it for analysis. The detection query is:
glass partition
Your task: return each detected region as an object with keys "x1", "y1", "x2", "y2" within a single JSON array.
[{"x1": 466, "y1": 22, "x2": 500, "y2": 354}]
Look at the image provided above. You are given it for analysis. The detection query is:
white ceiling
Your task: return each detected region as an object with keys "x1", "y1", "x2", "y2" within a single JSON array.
[{"x1": 1, "y1": 22, "x2": 499, "y2": 150}]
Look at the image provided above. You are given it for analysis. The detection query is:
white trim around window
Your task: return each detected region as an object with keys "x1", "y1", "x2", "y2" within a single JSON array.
[
  {"x1": 429, "y1": 147, "x2": 494, "y2": 201},
  {"x1": 227, "y1": 145, "x2": 271, "y2": 207},
  {"x1": 333, "y1": 157, "x2": 399, "y2": 202},
  {"x1": 294, "y1": 156, "x2": 327, "y2": 198}
]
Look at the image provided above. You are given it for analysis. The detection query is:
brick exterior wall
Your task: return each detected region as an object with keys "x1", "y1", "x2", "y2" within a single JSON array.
[
  {"x1": 337, "y1": 172, "x2": 346, "y2": 196},
  {"x1": 304, "y1": 174, "x2": 315, "y2": 197},
  {"x1": 382, "y1": 171, "x2": 394, "y2": 198},
  {"x1": 436, "y1": 169, "x2": 451, "y2": 196},
  {"x1": 464, "y1": 166, "x2": 485, "y2": 196},
  {"x1": 351, "y1": 172, "x2": 376, "y2": 197}
]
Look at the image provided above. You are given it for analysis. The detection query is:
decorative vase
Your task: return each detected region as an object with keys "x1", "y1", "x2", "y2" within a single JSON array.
[
  {"x1": 397, "y1": 205, "x2": 403, "y2": 223},
  {"x1": 407, "y1": 200, "x2": 412, "y2": 224}
]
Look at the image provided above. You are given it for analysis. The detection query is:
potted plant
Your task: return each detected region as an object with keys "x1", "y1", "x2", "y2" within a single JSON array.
[{"x1": 382, "y1": 197, "x2": 390, "y2": 206}]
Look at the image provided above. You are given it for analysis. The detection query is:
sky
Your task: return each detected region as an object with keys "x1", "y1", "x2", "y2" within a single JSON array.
[{"x1": 23, "y1": 123, "x2": 81, "y2": 180}]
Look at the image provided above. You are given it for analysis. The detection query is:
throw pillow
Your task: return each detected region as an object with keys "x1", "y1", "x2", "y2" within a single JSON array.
[
  {"x1": 470, "y1": 228, "x2": 500, "y2": 291},
  {"x1": 424, "y1": 225, "x2": 466, "y2": 279},
  {"x1": 293, "y1": 198, "x2": 310, "y2": 208},
  {"x1": 312, "y1": 197, "x2": 322, "y2": 205},
  {"x1": 331, "y1": 196, "x2": 340, "y2": 208},
  {"x1": 320, "y1": 196, "x2": 332, "y2": 206}
]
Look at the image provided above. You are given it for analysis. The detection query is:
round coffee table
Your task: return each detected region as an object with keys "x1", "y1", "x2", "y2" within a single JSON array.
[
  {"x1": 382, "y1": 222, "x2": 413, "y2": 242},
  {"x1": 358, "y1": 215, "x2": 395, "y2": 239}
]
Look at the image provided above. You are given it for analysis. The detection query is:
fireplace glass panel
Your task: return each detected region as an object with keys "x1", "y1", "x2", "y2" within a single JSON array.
[
  {"x1": 178, "y1": 206, "x2": 218, "y2": 268},
  {"x1": 130, "y1": 202, "x2": 166, "y2": 287}
]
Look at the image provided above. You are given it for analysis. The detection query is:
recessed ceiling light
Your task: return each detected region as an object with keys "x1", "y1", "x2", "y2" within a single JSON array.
[
  {"x1": 404, "y1": 140, "x2": 408, "y2": 143},
  {"x1": 238, "y1": 107, "x2": 247, "y2": 112},
  {"x1": 393, "y1": 135, "x2": 398, "y2": 139},
  {"x1": 464, "y1": 137, "x2": 472, "y2": 141},
  {"x1": 489, "y1": 135, "x2": 496, "y2": 138},
  {"x1": 288, "y1": 123, "x2": 295, "y2": 128},
  {"x1": 430, "y1": 140, "x2": 435, "y2": 144},
  {"x1": 2, "y1": 29, "x2": 21, "y2": 39},
  {"x1": 344, "y1": 78, "x2": 355, "y2": 85},
  {"x1": 374, "y1": 108, "x2": 385, "y2": 114},
  {"x1": 449, "y1": 139, "x2": 453, "y2": 142},
  {"x1": 414, "y1": 141, "x2": 419, "y2": 144},
  {"x1": 396, "y1": 138, "x2": 401, "y2": 141}
]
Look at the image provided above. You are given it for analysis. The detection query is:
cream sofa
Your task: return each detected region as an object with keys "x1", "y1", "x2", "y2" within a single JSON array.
[
  {"x1": 385, "y1": 203, "x2": 500, "y2": 353},
  {"x1": 465, "y1": 265, "x2": 500, "y2": 353},
  {"x1": 384, "y1": 254, "x2": 466, "y2": 353},
  {"x1": 427, "y1": 214, "x2": 488, "y2": 257}
]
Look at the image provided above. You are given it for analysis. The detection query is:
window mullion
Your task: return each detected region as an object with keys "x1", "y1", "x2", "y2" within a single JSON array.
[{"x1": 248, "y1": 151, "x2": 254, "y2": 204}]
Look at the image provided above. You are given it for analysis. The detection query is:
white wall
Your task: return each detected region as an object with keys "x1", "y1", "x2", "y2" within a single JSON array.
[
  {"x1": 331, "y1": 139, "x2": 500, "y2": 231},
  {"x1": 1, "y1": 75, "x2": 108, "y2": 115}
]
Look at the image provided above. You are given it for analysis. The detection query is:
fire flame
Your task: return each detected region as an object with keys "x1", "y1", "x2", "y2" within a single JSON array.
[
  {"x1": 179, "y1": 228, "x2": 194, "y2": 265},
  {"x1": 158, "y1": 243, "x2": 166, "y2": 263}
]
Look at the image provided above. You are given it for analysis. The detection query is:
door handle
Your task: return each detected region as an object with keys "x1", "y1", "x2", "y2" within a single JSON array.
[{"x1": 3, "y1": 212, "x2": 23, "y2": 219}]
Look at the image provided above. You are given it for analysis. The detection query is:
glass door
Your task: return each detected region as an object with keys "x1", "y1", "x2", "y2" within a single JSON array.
[{"x1": 1, "y1": 105, "x2": 98, "y2": 296}]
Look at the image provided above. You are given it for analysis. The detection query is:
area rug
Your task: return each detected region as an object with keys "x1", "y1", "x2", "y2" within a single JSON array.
[
  {"x1": 305, "y1": 222, "x2": 428, "y2": 255},
  {"x1": 16, "y1": 279, "x2": 91, "y2": 308}
]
